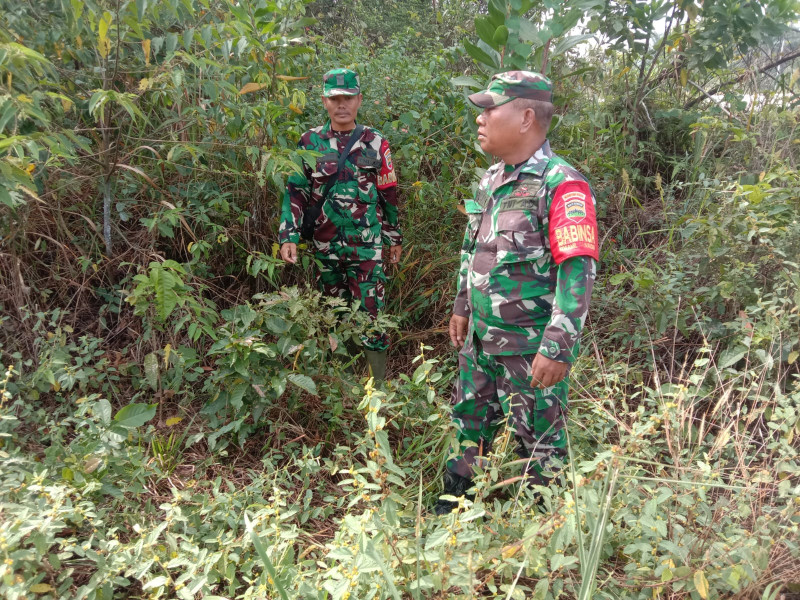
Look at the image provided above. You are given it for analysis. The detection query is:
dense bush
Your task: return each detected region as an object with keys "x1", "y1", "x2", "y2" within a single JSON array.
[{"x1": 1, "y1": 0, "x2": 799, "y2": 597}]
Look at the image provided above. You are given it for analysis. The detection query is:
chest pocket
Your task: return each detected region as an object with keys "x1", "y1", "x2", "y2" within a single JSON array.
[
  {"x1": 496, "y1": 207, "x2": 545, "y2": 262},
  {"x1": 463, "y1": 197, "x2": 485, "y2": 252},
  {"x1": 314, "y1": 153, "x2": 339, "y2": 182}
]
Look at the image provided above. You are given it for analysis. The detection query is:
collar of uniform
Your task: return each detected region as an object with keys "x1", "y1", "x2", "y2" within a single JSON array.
[
  {"x1": 485, "y1": 139, "x2": 553, "y2": 191},
  {"x1": 518, "y1": 140, "x2": 553, "y2": 176},
  {"x1": 320, "y1": 120, "x2": 361, "y2": 140}
]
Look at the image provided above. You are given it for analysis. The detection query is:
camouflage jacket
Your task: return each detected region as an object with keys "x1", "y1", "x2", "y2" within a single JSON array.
[
  {"x1": 279, "y1": 121, "x2": 401, "y2": 256},
  {"x1": 454, "y1": 141, "x2": 599, "y2": 360}
]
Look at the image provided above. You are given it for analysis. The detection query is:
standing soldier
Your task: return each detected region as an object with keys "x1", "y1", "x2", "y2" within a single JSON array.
[
  {"x1": 435, "y1": 71, "x2": 599, "y2": 514},
  {"x1": 279, "y1": 68, "x2": 402, "y2": 380}
]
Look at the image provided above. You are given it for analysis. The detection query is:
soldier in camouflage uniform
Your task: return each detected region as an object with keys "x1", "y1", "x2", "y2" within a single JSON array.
[
  {"x1": 435, "y1": 72, "x2": 599, "y2": 514},
  {"x1": 279, "y1": 69, "x2": 402, "y2": 380}
]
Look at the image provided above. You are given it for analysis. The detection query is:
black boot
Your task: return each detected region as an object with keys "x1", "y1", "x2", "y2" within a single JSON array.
[
  {"x1": 433, "y1": 471, "x2": 474, "y2": 515},
  {"x1": 364, "y1": 349, "x2": 387, "y2": 381}
]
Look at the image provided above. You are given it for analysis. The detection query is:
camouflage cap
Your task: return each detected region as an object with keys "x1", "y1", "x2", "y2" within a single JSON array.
[
  {"x1": 468, "y1": 71, "x2": 553, "y2": 108},
  {"x1": 323, "y1": 68, "x2": 361, "y2": 97}
]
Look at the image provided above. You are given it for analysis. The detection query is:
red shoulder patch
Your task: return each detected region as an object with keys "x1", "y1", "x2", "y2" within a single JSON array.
[
  {"x1": 377, "y1": 138, "x2": 397, "y2": 189},
  {"x1": 548, "y1": 180, "x2": 599, "y2": 264}
]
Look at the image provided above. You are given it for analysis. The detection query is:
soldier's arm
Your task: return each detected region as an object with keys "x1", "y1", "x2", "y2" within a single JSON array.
[
  {"x1": 452, "y1": 226, "x2": 472, "y2": 318},
  {"x1": 539, "y1": 179, "x2": 600, "y2": 363},
  {"x1": 278, "y1": 143, "x2": 312, "y2": 245},
  {"x1": 376, "y1": 138, "x2": 402, "y2": 247},
  {"x1": 539, "y1": 256, "x2": 597, "y2": 362}
]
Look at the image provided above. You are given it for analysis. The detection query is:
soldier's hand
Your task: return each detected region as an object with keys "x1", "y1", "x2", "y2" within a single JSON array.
[
  {"x1": 280, "y1": 242, "x2": 297, "y2": 264},
  {"x1": 388, "y1": 244, "x2": 402, "y2": 264},
  {"x1": 449, "y1": 314, "x2": 469, "y2": 348},
  {"x1": 530, "y1": 353, "x2": 569, "y2": 389}
]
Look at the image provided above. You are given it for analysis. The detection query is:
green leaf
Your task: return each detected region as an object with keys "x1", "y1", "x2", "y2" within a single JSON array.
[
  {"x1": 245, "y1": 514, "x2": 290, "y2": 600},
  {"x1": 364, "y1": 541, "x2": 402, "y2": 600},
  {"x1": 264, "y1": 316, "x2": 290, "y2": 334},
  {"x1": 553, "y1": 33, "x2": 595, "y2": 57},
  {"x1": 114, "y1": 403, "x2": 156, "y2": 429},
  {"x1": 0, "y1": 100, "x2": 18, "y2": 134},
  {"x1": 151, "y1": 267, "x2": 179, "y2": 321},
  {"x1": 144, "y1": 352, "x2": 159, "y2": 390},
  {"x1": 475, "y1": 17, "x2": 499, "y2": 50},
  {"x1": 230, "y1": 383, "x2": 247, "y2": 409},
  {"x1": 287, "y1": 373, "x2": 317, "y2": 396},
  {"x1": 518, "y1": 17, "x2": 542, "y2": 45},
  {"x1": 95, "y1": 398, "x2": 112, "y2": 425},
  {"x1": 165, "y1": 32, "x2": 179, "y2": 55},
  {"x1": 451, "y1": 75, "x2": 483, "y2": 89},
  {"x1": 464, "y1": 40, "x2": 499, "y2": 68},
  {"x1": 609, "y1": 273, "x2": 630, "y2": 286},
  {"x1": 425, "y1": 528, "x2": 450, "y2": 549},
  {"x1": 183, "y1": 28, "x2": 194, "y2": 51},
  {"x1": 718, "y1": 348, "x2": 747, "y2": 369},
  {"x1": 493, "y1": 25, "x2": 509, "y2": 47},
  {"x1": 135, "y1": 0, "x2": 148, "y2": 22},
  {"x1": 142, "y1": 576, "x2": 169, "y2": 590},
  {"x1": 488, "y1": 0, "x2": 506, "y2": 28}
]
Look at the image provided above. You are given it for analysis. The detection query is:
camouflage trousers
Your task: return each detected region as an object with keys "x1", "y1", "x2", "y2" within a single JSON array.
[
  {"x1": 317, "y1": 253, "x2": 388, "y2": 351},
  {"x1": 448, "y1": 334, "x2": 568, "y2": 484}
]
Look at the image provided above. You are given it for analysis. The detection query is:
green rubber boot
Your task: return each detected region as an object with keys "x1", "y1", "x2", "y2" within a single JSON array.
[{"x1": 364, "y1": 349, "x2": 387, "y2": 382}]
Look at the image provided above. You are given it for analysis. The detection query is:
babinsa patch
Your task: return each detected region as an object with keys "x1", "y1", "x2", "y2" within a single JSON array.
[{"x1": 563, "y1": 191, "x2": 587, "y2": 221}]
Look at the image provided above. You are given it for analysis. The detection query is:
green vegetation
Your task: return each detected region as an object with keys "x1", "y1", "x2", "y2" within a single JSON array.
[{"x1": 1, "y1": 0, "x2": 799, "y2": 598}]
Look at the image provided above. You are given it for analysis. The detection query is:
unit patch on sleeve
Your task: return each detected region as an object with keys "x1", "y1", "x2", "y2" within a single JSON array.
[
  {"x1": 548, "y1": 180, "x2": 599, "y2": 263},
  {"x1": 563, "y1": 192, "x2": 587, "y2": 221},
  {"x1": 377, "y1": 138, "x2": 397, "y2": 189}
]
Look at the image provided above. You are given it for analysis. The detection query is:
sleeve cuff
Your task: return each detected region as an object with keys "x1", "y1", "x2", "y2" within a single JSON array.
[
  {"x1": 538, "y1": 334, "x2": 575, "y2": 363},
  {"x1": 382, "y1": 231, "x2": 403, "y2": 247},
  {"x1": 453, "y1": 296, "x2": 470, "y2": 317}
]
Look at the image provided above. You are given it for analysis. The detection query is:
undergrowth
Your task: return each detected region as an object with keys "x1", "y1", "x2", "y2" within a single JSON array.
[{"x1": 2, "y1": 0, "x2": 800, "y2": 598}]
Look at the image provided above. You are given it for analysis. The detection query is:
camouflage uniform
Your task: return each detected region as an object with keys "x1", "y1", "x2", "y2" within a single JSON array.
[
  {"x1": 279, "y1": 70, "x2": 400, "y2": 351},
  {"x1": 448, "y1": 72, "x2": 599, "y2": 485}
]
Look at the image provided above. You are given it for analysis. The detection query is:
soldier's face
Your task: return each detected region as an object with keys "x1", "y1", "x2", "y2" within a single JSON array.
[
  {"x1": 475, "y1": 101, "x2": 525, "y2": 159},
  {"x1": 322, "y1": 94, "x2": 363, "y2": 130}
]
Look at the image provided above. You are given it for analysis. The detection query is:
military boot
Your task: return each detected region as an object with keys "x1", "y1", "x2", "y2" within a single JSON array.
[
  {"x1": 364, "y1": 349, "x2": 387, "y2": 382},
  {"x1": 433, "y1": 470, "x2": 474, "y2": 515}
]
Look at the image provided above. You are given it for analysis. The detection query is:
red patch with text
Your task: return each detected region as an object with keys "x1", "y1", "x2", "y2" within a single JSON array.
[
  {"x1": 548, "y1": 180, "x2": 599, "y2": 263},
  {"x1": 377, "y1": 139, "x2": 397, "y2": 189}
]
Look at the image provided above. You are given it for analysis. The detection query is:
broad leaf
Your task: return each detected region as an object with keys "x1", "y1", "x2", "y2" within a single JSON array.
[
  {"x1": 518, "y1": 18, "x2": 543, "y2": 45},
  {"x1": 553, "y1": 34, "x2": 595, "y2": 57},
  {"x1": 287, "y1": 373, "x2": 317, "y2": 396},
  {"x1": 464, "y1": 40, "x2": 499, "y2": 69},
  {"x1": 475, "y1": 17, "x2": 499, "y2": 50},
  {"x1": 693, "y1": 570, "x2": 709, "y2": 599},
  {"x1": 94, "y1": 398, "x2": 112, "y2": 426},
  {"x1": 239, "y1": 82, "x2": 266, "y2": 95},
  {"x1": 135, "y1": 0, "x2": 148, "y2": 22},
  {"x1": 143, "y1": 352, "x2": 159, "y2": 390},
  {"x1": 114, "y1": 403, "x2": 156, "y2": 429},
  {"x1": 451, "y1": 75, "x2": 483, "y2": 89},
  {"x1": 492, "y1": 25, "x2": 509, "y2": 47}
]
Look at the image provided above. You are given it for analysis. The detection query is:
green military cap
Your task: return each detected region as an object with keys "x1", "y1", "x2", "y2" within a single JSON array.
[
  {"x1": 323, "y1": 68, "x2": 361, "y2": 97},
  {"x1": 468, "y1": 71, "x2": 553, "y2": 107}
]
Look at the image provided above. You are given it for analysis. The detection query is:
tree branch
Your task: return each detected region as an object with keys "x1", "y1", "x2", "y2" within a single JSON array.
[{"x1": 685, "y1": 48, "x2": 800, "y2": 109}]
